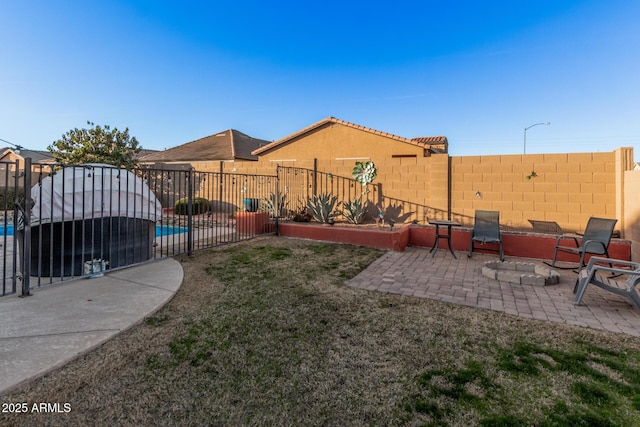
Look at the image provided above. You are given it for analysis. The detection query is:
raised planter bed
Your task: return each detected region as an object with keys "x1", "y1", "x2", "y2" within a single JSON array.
[
  {"x1": 277, "y1": 222, "x2": 410, "y2": 251},
  {"x1": 262, "y1": 221, "x2": 633, "y2": 261},
  {"x1": 237, "y1": 211, "x2": 270, "y2": 235}
]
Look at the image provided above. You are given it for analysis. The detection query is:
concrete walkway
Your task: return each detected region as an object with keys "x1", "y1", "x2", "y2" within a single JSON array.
[
  {"x1": 346, "y1": 247, "x2": 640, "y2": 337},
  {"x1": 0, "y1": 258, "x2": 183, "y2": 395}
]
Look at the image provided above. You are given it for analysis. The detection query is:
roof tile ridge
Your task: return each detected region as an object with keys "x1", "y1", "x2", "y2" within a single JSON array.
[
  {"x1": 331, "y1": 117, "x2": 413, "y2": 142},
  {"x1": 160, "y1": 130, "x2": 230, "y2": 152},
  {"x1": 229, "y1": 129, "x2": 236, "y2": 159}
]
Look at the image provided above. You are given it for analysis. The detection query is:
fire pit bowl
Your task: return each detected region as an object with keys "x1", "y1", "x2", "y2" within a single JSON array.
[{"x1": 482, "y1": 261, "x2": 560, "y2": 286}]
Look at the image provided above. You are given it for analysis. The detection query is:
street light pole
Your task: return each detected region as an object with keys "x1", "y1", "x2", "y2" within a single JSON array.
[{"x1": 523, "y1": 122, "x2": 551, "y2": 154}]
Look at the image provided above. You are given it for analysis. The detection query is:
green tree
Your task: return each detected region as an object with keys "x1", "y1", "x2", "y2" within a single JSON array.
[{"x1": 48, "y1": 121, "x2": 142, "y2": 168}]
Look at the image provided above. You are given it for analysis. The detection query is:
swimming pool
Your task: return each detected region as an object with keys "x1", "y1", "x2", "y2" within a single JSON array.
[
  {"x1": 155, "y1": 225, "x2": 187, "y2": 237},
  {"x1": 0, "y1": 224, "x2": 186, "y2": 237}
]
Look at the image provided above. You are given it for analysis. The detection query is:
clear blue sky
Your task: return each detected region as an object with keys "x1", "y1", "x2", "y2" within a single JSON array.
[{"x1": 1, "y1": 0, "x2": 639, "y2": 157}]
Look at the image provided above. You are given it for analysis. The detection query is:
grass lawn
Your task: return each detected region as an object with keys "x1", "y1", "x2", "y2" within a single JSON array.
[{"x1": 2, "y1": 237, "x2": 640, "y2": 426}]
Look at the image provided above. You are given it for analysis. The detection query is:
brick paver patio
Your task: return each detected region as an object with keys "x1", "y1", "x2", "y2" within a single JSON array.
[{"x1": 346, "y1": 247, "x2": 640, "y2": 337}]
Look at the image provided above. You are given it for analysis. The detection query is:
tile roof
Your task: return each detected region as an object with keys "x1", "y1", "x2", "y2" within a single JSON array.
[
  {"x1": 139, "y1": 130, "x2": 269, "y2": 163},
  {"x1": 0, "y1": 148, "x2": 55, "y2": 164},
  {"x1": 137, "y1": 149, "x2": 160, "y2": 159},
  {"x1": 252, "y1": 117, "x2": 447, "y2": 155},
  {"x1": 411, "y1": 137, "x2": 448, "y2": 153}
]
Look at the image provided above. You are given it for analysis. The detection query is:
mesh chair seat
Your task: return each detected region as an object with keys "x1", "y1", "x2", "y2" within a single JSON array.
[{"x1": 468, "y1": 210, "x2": 503, "y2": 261}]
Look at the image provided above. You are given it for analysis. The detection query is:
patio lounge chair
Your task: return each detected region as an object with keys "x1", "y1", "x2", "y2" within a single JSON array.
[
  {"x1": 546, "y1": 217, "x2": 617, "y2": 273},
  {"x1": 468, "y1": 210, "x2": 503, "y2": 261},
  {"x1": 574, "y1": 256, "x2": 640, "y2": 311}
]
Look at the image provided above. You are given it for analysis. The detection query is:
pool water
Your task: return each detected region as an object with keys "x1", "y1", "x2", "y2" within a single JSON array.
[
  {"x1": 155, "y1": 225, "x2": 188, "y2": 237},
  {"x1": 0, "y1": 224, "x2": 14, "y2": 236},
  {"x1": 0, "y1": 224, "x2": 185, "y2": 237}
]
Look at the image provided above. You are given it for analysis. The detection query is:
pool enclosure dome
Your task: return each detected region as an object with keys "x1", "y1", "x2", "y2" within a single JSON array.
[{"x1": 25, "y1": 164, "x2": 162, "y2": 277}]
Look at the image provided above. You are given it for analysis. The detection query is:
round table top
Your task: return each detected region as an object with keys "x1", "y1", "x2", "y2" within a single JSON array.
[{"x1": 428, "y1": 219, "x2": 462, "y2": 226}]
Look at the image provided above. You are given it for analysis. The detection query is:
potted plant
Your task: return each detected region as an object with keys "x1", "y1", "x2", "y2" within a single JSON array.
[{"x1": 241, "y1": 186, "x2": 260, "y2": 212}]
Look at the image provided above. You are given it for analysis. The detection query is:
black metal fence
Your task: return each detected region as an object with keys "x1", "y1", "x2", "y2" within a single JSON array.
[
  {"x1": 0, "y1": 159, "x2": 277, "y2": 297},
  {"x1": 0, "y1": 160, "x2": 21, "y2": 297},
  {"x1": 276, "y1": 166, "x2": 382, "y2": 221},
  {"x1": 275, "y1": 165, "x2": 455, "y2": 224}
]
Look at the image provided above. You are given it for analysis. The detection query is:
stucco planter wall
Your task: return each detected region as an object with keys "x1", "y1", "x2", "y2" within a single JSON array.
[
  {"x1": 278, "y1": 222, "x2": 410, "y2": 251},
  {"x1": 408, "y1": 225, "x2": 631, "y2": 261},
  {"x1": 276, "y1": 222, "x2": 632, "y2": 261}
]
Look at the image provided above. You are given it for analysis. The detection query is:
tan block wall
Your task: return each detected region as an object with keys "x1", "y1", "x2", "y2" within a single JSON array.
[
  {"x1": 192, "y1": 149, "x2": 629, "y2": 233},
  {"x1": 624, "y1": 170, "x2": 640, "y2": 261},
  {"x1": 449, "y1": 151, "x2": 621, "y2": 231}
]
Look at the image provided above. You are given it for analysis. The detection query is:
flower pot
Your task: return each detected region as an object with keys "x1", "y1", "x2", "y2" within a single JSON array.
[{"x1": 243, "y1": 198, "x2": 260, "y2": 212}]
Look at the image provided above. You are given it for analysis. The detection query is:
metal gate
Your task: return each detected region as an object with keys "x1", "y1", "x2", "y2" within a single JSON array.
[
  {"x1": 0, "y1": 160, "x2": 22, "y2": 297},
  {"x1": 0, "y1": 159, "x2": 278, "y2": 297}
]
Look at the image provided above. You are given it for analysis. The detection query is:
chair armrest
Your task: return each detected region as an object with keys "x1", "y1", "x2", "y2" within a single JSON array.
[
  {"x1": 554, "y1": 233, "x2": 580, "y2": 247},
  {"x1": 586, "y1": 256, "x2": 640, "y2": 272}
]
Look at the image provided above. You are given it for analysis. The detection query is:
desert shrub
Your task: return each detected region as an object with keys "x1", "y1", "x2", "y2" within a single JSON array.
[
  {"x1": 292, "y1": 208, "x2": 312, "y2": 222},
  {"x1": 174, "y1": 197, "x2": 209, "y2": 215},
  {"x1": 0, "y1": 187, "x2": 25, "y2": 210}
]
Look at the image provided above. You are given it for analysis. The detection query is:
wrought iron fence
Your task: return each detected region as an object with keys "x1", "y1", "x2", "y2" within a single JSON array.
[
  {"x1": 0, "y1": 159, "x2": 277, "y2": 297},
  {"x1": 276, "y1": 165, "x2": 459, "y2": 225},
  {"x1": 0, "y1": 160, "x2": 21, "y2": 297},
  {"x1": 276, "y1": 166, "x2": 382, "y2": 221}
]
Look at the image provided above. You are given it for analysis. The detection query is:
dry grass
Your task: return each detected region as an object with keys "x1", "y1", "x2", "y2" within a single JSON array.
[{"x1": 2, "y1": 236, "x2": 640, "y2": 426}]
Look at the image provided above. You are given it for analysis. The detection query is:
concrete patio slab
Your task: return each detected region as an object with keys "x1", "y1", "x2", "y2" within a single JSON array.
[{"x1": 0, "y1": 258, "x2": 183, "y2": 395}]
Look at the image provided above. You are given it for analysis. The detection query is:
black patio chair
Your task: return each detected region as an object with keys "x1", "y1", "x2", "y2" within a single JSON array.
[
  {"x1": 468, "y1": 210, "x2": 503, "y2": 261},
  {"x1": 545, "y1": 217, "x2": 617, "y2": 272},
  {"x1": 574, "y1": 256, "x2": 640, "y2": 311}
]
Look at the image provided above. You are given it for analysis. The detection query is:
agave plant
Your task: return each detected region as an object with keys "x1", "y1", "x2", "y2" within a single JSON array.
[
  {"x1": 342, "y1": 197, "x2": 367, "y2": 224},
  {"x1": 261, "y1": 192, "x2": 289, "y2": 217},
  {"x1": 307, "y1": 193, "x2": 339, "y2": 223}
]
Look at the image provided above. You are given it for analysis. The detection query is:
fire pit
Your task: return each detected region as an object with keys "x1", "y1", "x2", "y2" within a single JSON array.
[{"x1": 482, "y1": 261, "x2": 560, "y2": 286}]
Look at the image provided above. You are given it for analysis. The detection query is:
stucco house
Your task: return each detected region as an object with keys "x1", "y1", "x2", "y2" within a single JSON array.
[
  {"x1": 221, "y1": 116, "x2": 450, "y2": 223},
  {"x1": 139, "y1": 129, "x2": 270, "y2": 170},
  {"x1": 252, "y1": 116, "x2": 448, "y2": 163},
  {"x1": 0, "y1": 147, "x2": 55, "y2": 165},
  {"x1": 138, "y1": 129, "x2": 271, "y2": 210}
]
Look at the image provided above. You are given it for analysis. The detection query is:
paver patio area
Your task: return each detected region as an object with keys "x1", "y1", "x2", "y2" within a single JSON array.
[{"x1": 346, "y1": 247, "x2": 640, "y2": 337}]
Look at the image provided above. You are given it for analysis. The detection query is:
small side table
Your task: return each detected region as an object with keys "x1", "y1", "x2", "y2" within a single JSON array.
[{"x1": 428, "y1": 219, "x2": 462, "y2": 258}]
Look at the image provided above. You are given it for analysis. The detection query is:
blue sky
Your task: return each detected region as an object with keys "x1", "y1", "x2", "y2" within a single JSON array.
[{"x1": 1, "y1": 0, "x2": 639, "y2": 157}]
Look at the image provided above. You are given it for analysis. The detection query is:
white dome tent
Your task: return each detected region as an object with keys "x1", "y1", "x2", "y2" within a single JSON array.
[{"x1": 27, "y1": 164, "x2": 162, "y2": 277}]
